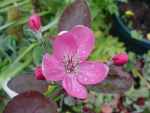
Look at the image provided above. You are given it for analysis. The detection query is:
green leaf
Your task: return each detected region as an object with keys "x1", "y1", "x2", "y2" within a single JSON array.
[
  {"x1": 89, "y1": 34, "x2": 125, "y2": 62},
  {"x1": 33, "y1": 46, "x2": 45, "y2": 65}
]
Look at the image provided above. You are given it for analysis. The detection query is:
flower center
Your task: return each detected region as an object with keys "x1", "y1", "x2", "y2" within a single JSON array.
[{"x1": 63, "y1": 55, "x2": 79, "y2": 74}]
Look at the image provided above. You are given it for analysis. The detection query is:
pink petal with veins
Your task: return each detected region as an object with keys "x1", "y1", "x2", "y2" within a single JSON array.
[
  {"x1": 62, "y1": 75, "x2": 88, "y2": 99},
  {"x1": 77, "y1": 61, "x2": 109, "y2": 85},
  {"x1": 42, "y1": 53, "x2": 65, "y2": 81},
  {"x1": 70, "y1": 25, "x2": 95, "y2": 61}
]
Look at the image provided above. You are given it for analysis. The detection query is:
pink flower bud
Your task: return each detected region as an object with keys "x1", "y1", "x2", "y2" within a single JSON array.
[
  {"x1": 136, "y1": 97, "x2": 145, "y2": 106},
  {"x1": 34, "y1": 66, "x2": 45, "y2": 80},
  {"x1": 28, "y1": 13, "x2": 41, "y2": 32},
  {"x1": 112, "y1": 53, "x2": 128, "y2": 65}
]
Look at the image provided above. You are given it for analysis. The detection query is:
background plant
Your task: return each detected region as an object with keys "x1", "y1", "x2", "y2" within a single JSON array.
[{"x1": 0, "y1": 0, "x2": 149, "y2": 113}]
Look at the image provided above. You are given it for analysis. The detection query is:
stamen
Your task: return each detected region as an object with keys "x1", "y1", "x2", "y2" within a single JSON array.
[{"x1": 62, "y1": 54, "x2": 80, "y2": 74}]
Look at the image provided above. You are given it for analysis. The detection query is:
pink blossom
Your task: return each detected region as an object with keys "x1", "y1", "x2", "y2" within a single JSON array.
[
  {"x1": 112, "y1": 53, "x2": 128, "y2": 65},
  {"x1": 34, "y1": 66, "x2": 45, "y2": 80},
  {"x1": 42, "y1": 25, "x2": 109, "y2": 99},
  {"x1": 28, "y1": 13, "x2": 41, "y2": 32}
]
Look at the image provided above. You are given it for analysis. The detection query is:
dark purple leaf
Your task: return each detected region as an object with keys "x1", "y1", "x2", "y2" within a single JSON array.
[
  {"x1": 58, "y1": 0, "x2": 91, "y2": 31},
  {"x1": 8, "y1": 73, "x2": 48, "y2": 93},
  {"x1": 3, "y1": 91, "x2": 58, "y2": 113},
  {"x1": 89, "y1": 65, "x2": 133, "y2": 93}
]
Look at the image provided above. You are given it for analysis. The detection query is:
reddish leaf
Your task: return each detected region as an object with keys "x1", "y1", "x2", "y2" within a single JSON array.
[
  {"x1": 58, "y1": 0, "x2": 91, "y2": 31},
  {"x1": 8, "y1": 73, "x2": 48, "y2": 93},
  {"x1": 3, "y1": 91, "x2": 58, "y2": 113},
  {"x1": 89, "y1": 65, "x2": 133, "y2": 93}
]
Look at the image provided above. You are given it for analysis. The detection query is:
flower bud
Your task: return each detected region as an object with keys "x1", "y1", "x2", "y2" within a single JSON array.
[
  {"x1": 28, "y1": 13, "x2": 41, "y2": 32},
  {"x1": 34, "y1": 66, "x2": 45, "y2": 80},
  {"x1": 112, "y1": 53, "x2": 128, "y2": 65},
  {"x1": 136, "y1": 97, "x2": 145, "y2": 106}
]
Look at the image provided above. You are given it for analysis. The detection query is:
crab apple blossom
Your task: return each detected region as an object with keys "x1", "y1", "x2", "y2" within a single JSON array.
[{"x1": 42, "y1": 25, "x2": 109, "y2": 99}]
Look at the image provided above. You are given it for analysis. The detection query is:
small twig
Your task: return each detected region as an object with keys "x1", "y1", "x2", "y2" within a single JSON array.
[
  {"x1": 132, "y1": 69, "x2": 150, "y2": 89},
  {"x1": 59, "y1": 94, "x2": 65, "y2": 112},
  {"x1": 41, "y1": 18, "x2": 58, "y2": 32}
]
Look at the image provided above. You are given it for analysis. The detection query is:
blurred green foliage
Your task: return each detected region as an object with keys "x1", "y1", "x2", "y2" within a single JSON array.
[
  {"x1": 90, "y1": 32, "x2": 125, "y2": 62},
  {"x1": 90, "y1": 0, "x2": 118, "y2": 32},
  {"x1": 143, "y1": 51, "x2": 150, "y2": 82}
]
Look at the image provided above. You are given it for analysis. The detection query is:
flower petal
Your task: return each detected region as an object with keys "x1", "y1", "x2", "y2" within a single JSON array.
[
  {"x1": 53, "y1": 32, "x2": 78, "y2": 60},
  {"x1": 77, "y1": 61, "x2": 109, "y2": 85},
  {"x1": 42, "y1": 53, "x2": 65, "y2": 81},
  {"x1": 70, "y1": 25, "x2": 95, "y2": 60},
  {"x1": 62, "y1": 76, "x2": 87, "y2": 99},
  {"x1": 58, "y1": 31, "x2": 68, "y2": 36}
]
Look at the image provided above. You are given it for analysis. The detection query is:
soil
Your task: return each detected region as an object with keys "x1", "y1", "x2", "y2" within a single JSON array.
[{"x1": 119, "y1": 0, "x2": 150, "y2": 38}]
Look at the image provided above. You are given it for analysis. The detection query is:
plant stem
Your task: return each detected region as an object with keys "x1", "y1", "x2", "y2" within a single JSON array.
[
  {"x1": 13, "y1": 42, "x2": 38, "y2": 64},
  {"x1": 132, "y1": 69, "x2": 150, "y2": 89},
  {"x1": 0, "y1": 43, "x2": 38, "y2": 89},
  {"x1": 0, "y1": 0, "x2": 22, "y2": 8},
  {"x1": 2, "y1": 58, "x2": 32, "y2": 98},
  {"x1": 41, "y1": 18, "x2": 58, "y2": 32},
  {"x1": 0, "y1": 0, "x2": 29, "y2": 13},
  {"x1": 2, "y1": 78, "x2": 18, "y2": 98},
  {"x1": 0, "y1": 10, "x2": 52, "y2": 31},
  {"x1": 136, "y1": 72, "x2": 150, "y2": 89}
]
